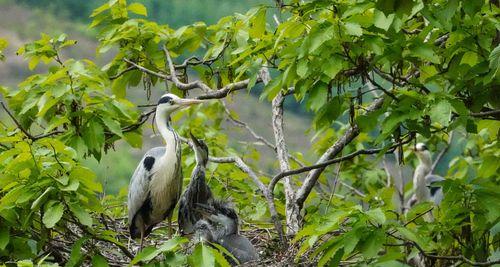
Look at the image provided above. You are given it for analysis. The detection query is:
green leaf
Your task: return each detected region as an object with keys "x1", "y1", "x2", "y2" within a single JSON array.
[
  {"x1": 128, "y1": 3, "x2": 147, "y2": 16},
  {"x1": 429, "y1": 100, "x2": 451, "y2": 126},
  {"x1": 460, "y1": 51, "x2": 478, "y2": 67},
  {"x1": 0, "y1": 226, "x2": 9, "y2": 250},
  {"x1": 83, "y1": 120, "x2": 104, "y2": 159},
  {"x1": 296, "y1": 60, "x2": 308, "y2": 78},
  {"x1": 411, "y1": 45, "x2": 440, "y2": 64},
  {"x1": 249, "y1": 8, "x2": 266, "y2": 38},
  {"x1": 111, "y1": 76, "x2": 127, "y2": 98},
  {"x1": 43, "y1": 201, "x2": 64, "y2": 228},
  {"x1": 188, "y1": 243, "x2": 215, "y2": 267},
  {"x1": 360, "y1": 229, "x2": 384, "y2": 259},
  {"x1": 489, "y1": 45, "x2": 500, "y2": 76},
  {"x1": 100, "y1": 116, "x2": 123, "y2": 137},
  {"x1": 31, "y1": 187, "x2": 54, "y2": 210},
  {"x1": 309, "y1": 26, "x2": 334, "y2": 53},
  {"x1": 131, "y1": 237, "x2": 187, "y2": 264},
  {"x1": 323, "y1": 58, "x2": 343, "y2": 79},
  {"x1": 374, "y1": 10, "x2": 394, "y2": 31},
  {"x1": 123, "y1": 131, "x2": 142, "y2": 148},
  {"x1": 91, "y1": 255, "x2": 109, "y2": 267},
  {"x1": 366, "y1": 208, "x2": 386, "y2": 225},
  {"x1": 66, "y1": 238, "x2": 87, "y2": 267},
  {"x1": 478, "y1": 155, "x2": 498, "y2": 178},
  {"x1": 397, "y1": 227, "x2": 432, "y2": 250},
  {"x1": 68, "y1": 202, "x2": 93, "y2": 227},
  {"x1": 344, "y1": 22, "x2": 363, "y2": 36}
]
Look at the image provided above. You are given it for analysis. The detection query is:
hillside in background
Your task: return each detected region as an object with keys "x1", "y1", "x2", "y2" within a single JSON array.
[{"x1": 0, "y1": 0, "x2": 312, "y2": 193}]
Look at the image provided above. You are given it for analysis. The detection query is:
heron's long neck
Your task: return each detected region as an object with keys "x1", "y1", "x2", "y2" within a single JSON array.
[
  {"x1": 414, "y1": 151, "x2": 432, "y2": 202},
  {"x1": 156, "y1": 111, "x2": 177, "y2": 150},
  {"x1": 417, "y1": 151, "x2": 432, "y2": 170}
]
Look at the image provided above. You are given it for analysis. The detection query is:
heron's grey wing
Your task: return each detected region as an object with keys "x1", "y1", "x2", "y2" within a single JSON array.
[
  {"x1": 220, "y1": 234, "x2": 259, "y2": 264},
  {"x1": 127, "y1": 147, "x2": 165, "y2": 232}
]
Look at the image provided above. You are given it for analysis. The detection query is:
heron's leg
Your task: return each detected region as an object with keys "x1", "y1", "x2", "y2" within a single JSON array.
[
  {"x1": 139, "y1": 229, "x2": 145, "y2": 251},
  {"x1": 167, "y1": 215, "x2": 173, "y2": 239}
]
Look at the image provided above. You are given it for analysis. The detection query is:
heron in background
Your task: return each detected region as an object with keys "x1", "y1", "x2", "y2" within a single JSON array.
[
  {"x1": 197, "y1": 200, "x2": 260, "y2": 264},
  {"x1": 408, "y1": 143, "x2": 445, "y2": 208},
  {"x1": 128, "y1": 93, "x2": 204, "y2": 250},
  {"x1": 178, "y1": 132, "x2": 213, "y2": 236}
]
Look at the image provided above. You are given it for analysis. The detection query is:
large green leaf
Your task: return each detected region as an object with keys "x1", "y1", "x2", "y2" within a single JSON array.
[
  {"x1": 0, "y1": 226, "x2": 9, "y2": 250},
  {"x1": 43, "y1": 201, "x2": 64, "y2": 228},
  {"x1": 188, "y1": 243, "x2": 215, "y2": 267}
]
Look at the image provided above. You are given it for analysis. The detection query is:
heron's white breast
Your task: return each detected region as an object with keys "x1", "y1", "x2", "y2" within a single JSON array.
[{"x1": 149, "y1": 143, "x2": 181, "y2": 219}]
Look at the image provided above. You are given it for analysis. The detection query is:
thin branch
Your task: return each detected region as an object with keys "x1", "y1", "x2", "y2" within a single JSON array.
[
  {"x1": 1, "y1": 101, "x2": 64, "y2": 141},
  {"x1": 195, "y1": 78, "x2": 262, "y2": 100},
  {"x1": 410, "y1": 240, "x2": 500, "y2": 266},
  {"x1": 372, "y1": 67, "x2": 409, "y2": 87},
  {"x1": 339, "y1": 181, "x2": 366, "y2": 198},
  {"x1": 470, "y1": 109, "x2": 500, "y2": 118},
  {"x1": 163, "y1": 46, "x2": 212, "y2": 92},
  {"x1": 123, "y1": 58, "x2": 168, "y2": 79},
  {"x1": 269, "y1": 136, "x2": 413, "y2": 194},
  {"x1": 121, "y1": 109, "x2": 156, "y2": 133},
  {"x1": 364, "y1": 74, "x2": 399, "y2": 101},
  {"x1": 109, "y1": 65, "x2": 136, "y2": 80},
  {"x1": 1, "y1": 101, "x2": 34, "y2": 139}
]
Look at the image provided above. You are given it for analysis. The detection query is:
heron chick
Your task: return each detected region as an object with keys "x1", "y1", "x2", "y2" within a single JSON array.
[
  {"x1": 178, "y1": 132, "x2": 213, "y2": 236},
  {"x1": 197, "y1": 200, "x2": 260, "y2": 264},
  {"x1": 128, "y1": 93, "x2": 204, "y2": 250}
]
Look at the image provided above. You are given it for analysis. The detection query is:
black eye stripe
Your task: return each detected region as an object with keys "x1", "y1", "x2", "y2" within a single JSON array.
[{"x1": 158, "y1": 96, "x2": 173, "y2": 105}]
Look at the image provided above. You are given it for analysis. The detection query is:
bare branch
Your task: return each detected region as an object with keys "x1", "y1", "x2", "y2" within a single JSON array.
[
  {"x1": 372, "y1": 67, "x2": 410, "y2": 87},
  {"x1": 109, "y1": 65, "x2": 135, "y2": 80},
  {"x1": 470, "y1": 109, "x2": 500, "y2": 118},
  {"x1": 272, "y1": 92, "x2": 301, "y2": 234},
  {"x1": 364, "y1": 74, "x2": 399, "y2": 101},
  {"x1": 163, "y1": 46, "x2": 212, "y2": 92},
  {"x1": 339, "y1": 181, "x2": 366, "y2": 198},
  {"x1": 123, "y1": 58, "x2": 168, "y2": 79},
  {"x1": 121, "y1": 109, "x2": 156, "y2": 133},
  {"x1": 409, "y1": 240, "x2": 500, "y2": 266},
  {"x1": 195, "y1": 78, "x2": 262, "y2": 100}
]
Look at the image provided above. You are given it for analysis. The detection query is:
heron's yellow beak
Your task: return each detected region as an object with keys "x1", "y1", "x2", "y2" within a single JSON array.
[{"x1": 175, "y1": 98, "x2": 205, "y2": 107}]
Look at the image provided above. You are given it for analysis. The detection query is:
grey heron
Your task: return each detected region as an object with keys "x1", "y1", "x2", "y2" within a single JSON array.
[
  {"x1": 178, "y1": 132, "x2": 213, "y2": 236},
  {"x1": 409, "y1": 143, "x2": 445, "y2": 207},
  {"x1": 128, "y1": 93, "x2": 204, "y2": 250},
  {"x1": 197, "y1": 200, "x2": 260, "y2": 264}
]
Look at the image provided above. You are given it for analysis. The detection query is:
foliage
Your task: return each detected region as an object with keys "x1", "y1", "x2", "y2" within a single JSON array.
[{"x1": 0, "y1": 0, "x2": 499, "y2": 266}]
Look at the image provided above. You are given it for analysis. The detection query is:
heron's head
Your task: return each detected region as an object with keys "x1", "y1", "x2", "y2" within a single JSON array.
[
  {"x1": 415, "y1": 143, "x2": 428, "y2": 152},
  {"x1": 413, "y1": 142, "x2": 432, "y2": 165},
  {"x1": 193, "y1": 220, "x2": 214, "y2": 243},
  {"x1": 189, "y1": 132, "x2": 209, "y2": 165},
  {"x1": 156, "y1": 93, "x2": 204, "y2": 115}
]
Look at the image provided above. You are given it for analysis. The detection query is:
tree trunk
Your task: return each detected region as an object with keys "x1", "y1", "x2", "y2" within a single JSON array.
[{"x1": 272, "y1": 92, "x2": 301, "y2": 235}]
